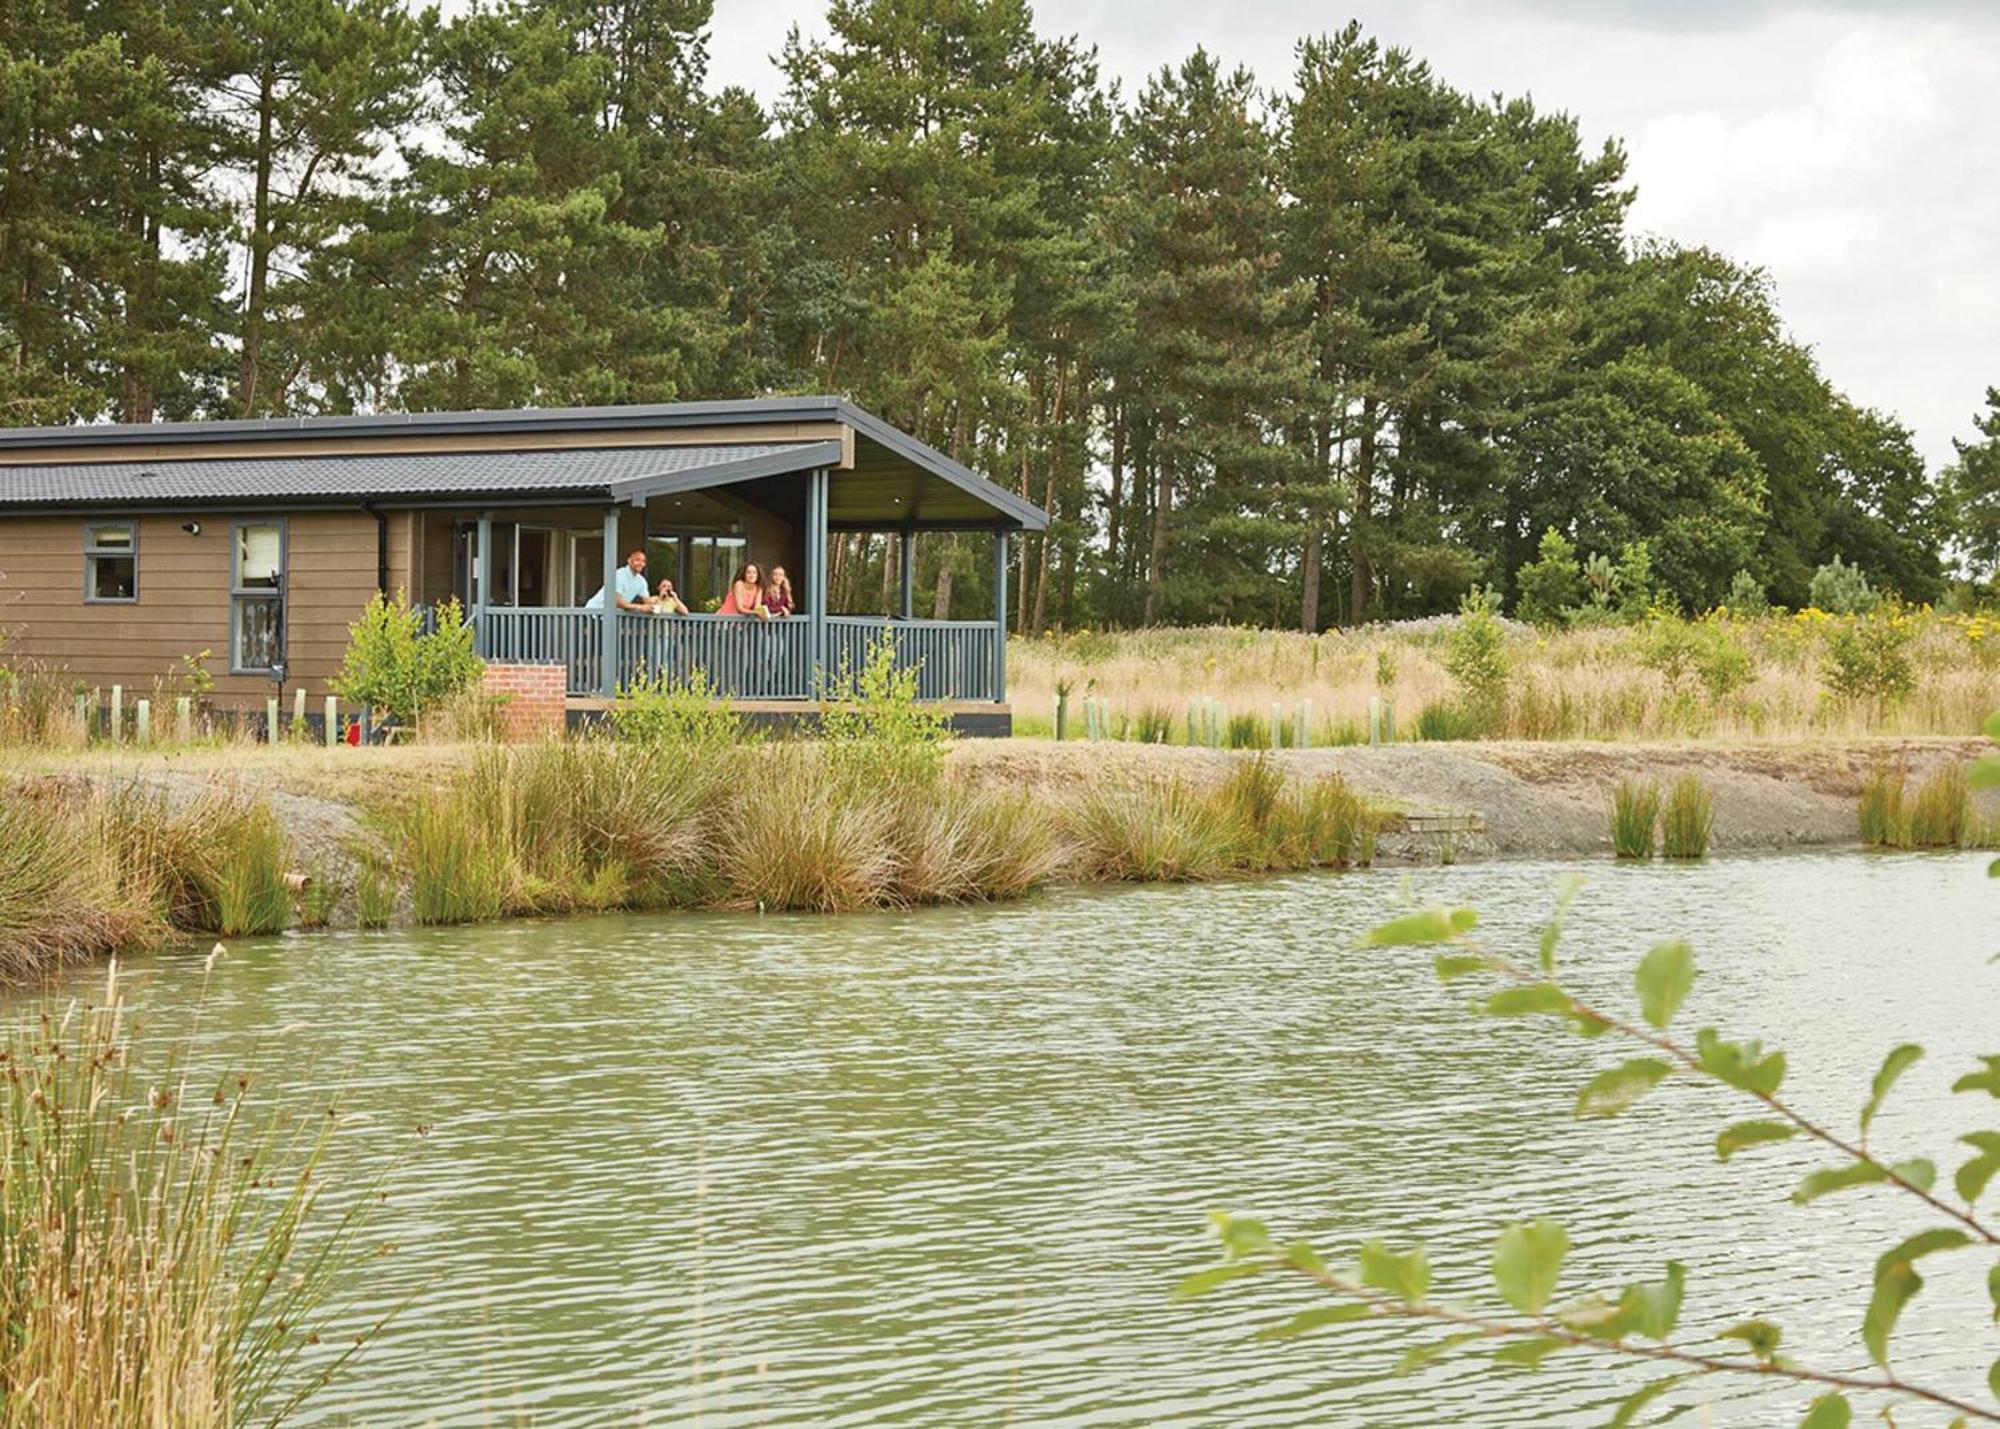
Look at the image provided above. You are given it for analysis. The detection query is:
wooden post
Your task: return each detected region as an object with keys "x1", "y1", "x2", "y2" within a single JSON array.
[
  {"x1": 110, "y1": 685, "x2": 123, "y2": 742},
  {"x1": 992, "y1": 528, "x2": 1008, "y2": 704},
  {"x1": 599, "y1": 505, "x2": 620, "y2": 698},
  {"x1": 325, "y1": 695, "x2": 338, "y2": 748},
  {"x1": 1295, "y1": 699, "x2": 1311, "y2": 749},
  {"x1": 1055, "y1": 687, "x2": 1068, "y2": 741},
  {"x1": 176, "y1": 696, "x2": 192, "y2": 737},
  {"x1": 898, "y1": 528, "x2": 915, "y2": 621},
  {"x1": 74, "y1": 692, "x2": 88, "y2": 739},
  {"x1": 265, "y1": 696, "x2": 279, "y2": 743},
  {"x1": 1269, "y1": 701, "x2": 1283, "y2": 750},
  {"x1": 135, "y1": 698, "x2": 150, "y2": 744},
  {"x1": 807, "y1": 468, "x2": 828, "y2": 697},
  {"x1": 293, "y1": 687, "x2": 306, "y2": 731}
]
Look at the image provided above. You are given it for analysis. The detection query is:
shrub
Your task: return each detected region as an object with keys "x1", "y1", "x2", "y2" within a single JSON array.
[
  {"x1": 613, "y1": 666, "x2": 745, "y2": 748},
  {"x1": 1513, "y1": 528, "x2": 1582, "y2": 627},
  {"x1": 1443, "y1": 587, "x2": 1510, "y2": 733},
  {"x1": 1809, "y1": 555, "x2": 1877, "y2": 614},
  {"x1": 1659, "y1": 774, "x2": 1714, "y2": 858},
  {"x1": 1065, "y1": 780, "x2": 1242, "y2": 883},
  {"x1": 332, "y1": 591, "x2": 485, "y2": 727},
  {"x1": 1822, "y1": 610, "x2": 1915, "y2": 709},
  {"x1": 1224, "y1": 712, "x2": 1268, "y2": 749},
  {"x1": 1610, "y1": 779, "x2": 1659, "y2": 859},
  {"x1": 1131, "y1": 705, "x2": 1175, "y2": 744},
  {"x1": 820, "y1": 629, "x2": 952, "y2": 788},
  {"x1": 1414, "y1": 701, "x2": 1482, "y2": 742},
  {"x1": 1724, "y1": 569, "x2": 1769, "y2": 615},
  {"x1": 1638, "y1": 618, "x2": 1755, "y2": 703},
  {"x1": 1614, "y1": 540, "x2": 1663, "y2": 619}
]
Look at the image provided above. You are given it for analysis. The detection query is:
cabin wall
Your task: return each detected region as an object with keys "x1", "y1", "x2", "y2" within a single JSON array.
[{"x1": 0, "y1": 509, "x2": 380, "y2": 707}]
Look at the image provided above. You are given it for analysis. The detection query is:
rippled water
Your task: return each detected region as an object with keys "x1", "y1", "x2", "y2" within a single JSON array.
[{"x1": 37, "y1": 852, "x2": 2000, "y2": 1426}]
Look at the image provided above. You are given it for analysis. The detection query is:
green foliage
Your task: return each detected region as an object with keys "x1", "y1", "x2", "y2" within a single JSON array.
[
  {"x1": 1513, "y1": 529, "x2": 1582, "y2": 627},
  {"x1": 1858, "y1": 763, "x2": 1968, "y2": 850},
  {"x1": 1810, "y1": 556, "x2": 1879, "y2": 615},
  {"x1": 1442, "y1": 588, "x2": 1510, "y2": 733},
  {"x1": 820, "y1": 629, "x2": 954, "y2": 789},
  {"x1": 1414, "y1": 701, "x2": 1483, "y2": 742},
  {"x1": 1187, "y1": 855, "x2": 2000, "y2": 1424},
  {"x1": 202, "y1": 801, "x2": 294, "y2": 937},
  {"x1": 1725, "y1": 569, "x2": 1770, "y2": 615},
  {"x1": 1821, "y1": 610, "x2": 1916, "y2": 708},
  {"x1": 612, "y1": 667, "x2": 745, "y2": 748},
  {"x1": 1659, "y1": 775, "x2": 1715, "y2": 858},
  {"x1": 1610, "y1": 780, "x2": 1659, "y2": 859},
  {"x1": 1859, "y1": 768, "x2": 1911, "y2": 848},
  {"x1": 332, "y1": 592, "x2": 484, "y2": 727}
]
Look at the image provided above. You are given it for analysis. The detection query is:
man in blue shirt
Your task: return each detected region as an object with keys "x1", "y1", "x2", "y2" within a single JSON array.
[{"x1": 585, "y1": 548, "x2": 656, "y2": 611}]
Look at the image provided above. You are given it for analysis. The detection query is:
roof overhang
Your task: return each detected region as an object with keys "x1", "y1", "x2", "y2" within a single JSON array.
[{"x1": 0, "y1": 398, "x2": 1049, "y2": 531}]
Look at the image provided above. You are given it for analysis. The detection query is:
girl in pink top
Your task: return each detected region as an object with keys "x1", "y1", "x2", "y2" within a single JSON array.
[{"x1": 719, "y1": 562, "x2": 770, "y2": 618}]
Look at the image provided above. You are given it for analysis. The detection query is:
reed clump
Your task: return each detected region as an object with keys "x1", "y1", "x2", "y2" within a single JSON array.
[
  {"x1": 1858, "y1": 767, "x2": 1908, "y2": 847},
  {"x1": 1862, "y1": 764, "x2": 1972, "y2": 849},
  {"x1": 1909, "y1": 765, "x2": 1971, "y2": 848},
  {"x1": 1610, "y1": 780, "x2": 1660, "y2": 859},
  {"x1": 0, "y1": 963, "x2": 371, "y2": 1422},
  {"x1": 1066, "y1": 759, "x2": 1377, "y2": 882},
  {"x1": 1659, "y1": 775, "x2": 1715, "y2": 859}
]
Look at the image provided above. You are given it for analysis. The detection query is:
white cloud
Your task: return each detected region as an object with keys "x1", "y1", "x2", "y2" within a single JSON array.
[{"x1": 704, "y1": 0, "x2": 2000, "y2": 466}]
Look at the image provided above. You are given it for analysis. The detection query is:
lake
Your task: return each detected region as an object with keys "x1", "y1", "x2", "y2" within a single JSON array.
[{"x1": 44, "y1": 851, "x2": 1999, "y2": 1426}]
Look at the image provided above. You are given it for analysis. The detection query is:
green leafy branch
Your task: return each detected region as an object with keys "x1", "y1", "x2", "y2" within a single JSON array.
[{"x1": 1183, "y1": 852, "x2": 2000, "y2": 1427}]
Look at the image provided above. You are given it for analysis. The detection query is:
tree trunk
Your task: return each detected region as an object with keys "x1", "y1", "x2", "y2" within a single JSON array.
[
  {"x1": 236, "y1": 62, "x2": 276, "y2": 416},
  {"x1": 1350, "y1": 397, "x2": 1377, "y2": 623},
  {"x1": 932, "y1": 537, "x2": 955, "y2": 620},
  {"x1": 1301, "y1": 520, "x2": 1322, "y2": 633},
  {"x1": 1144, "y1": 450, "x2": 1171, "y2": 625}
]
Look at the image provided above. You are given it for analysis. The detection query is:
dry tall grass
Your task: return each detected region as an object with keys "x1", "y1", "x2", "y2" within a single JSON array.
[
  {"x1": 1011, "y1": 612, "x2": 2000, "y2": 743},
  {"x1": 0, "y1": 962, "x2": 372, "y2": 1425}
]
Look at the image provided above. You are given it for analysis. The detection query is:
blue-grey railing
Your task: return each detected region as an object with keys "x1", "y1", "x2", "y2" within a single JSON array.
[
  {"x1": 825, "y1": 616, "x2": 997, "y2": 702},
  {"x1": 471, "y1": 608, "x2": 999, "y2": 703},
  {"x1": 618, "y1": 613, "x2": 815, "y2": 699}
]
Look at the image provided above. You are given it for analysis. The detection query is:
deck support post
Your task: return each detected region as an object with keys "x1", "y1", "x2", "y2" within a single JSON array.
[
  {"x1": 474, "y1": 509, "x2": 493, "y2": 655},
  {"x1": 898, "y1": 528, "x2": 914, "y2": 620},
  {"x1": 807, "y1": 467, "x2": 829, "y2": 695},
  {"x1": 992, "y1": 528, "x2": 1008, "y2": 704},
  {"x1": 600, "y1": 506, "x2": 620, "y2": 698}
]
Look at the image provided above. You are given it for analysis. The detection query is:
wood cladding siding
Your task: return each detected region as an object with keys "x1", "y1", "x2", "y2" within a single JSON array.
[{"x1": 0, "y1": 510, "x2": 380, "y2": 704}]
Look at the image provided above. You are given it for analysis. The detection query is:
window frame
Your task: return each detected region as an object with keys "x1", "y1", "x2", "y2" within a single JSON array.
[
  {"x1": 229, "y1": 518, "x2": 288, "y2": 675},
  {"x1": 82, "y1": 521, "x2": 139, "y2": 604}
]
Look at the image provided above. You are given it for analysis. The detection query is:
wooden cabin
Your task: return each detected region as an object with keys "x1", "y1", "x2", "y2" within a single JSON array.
[{"x1": 0, "y1": 398, "x2": 1046, "y2": 734}]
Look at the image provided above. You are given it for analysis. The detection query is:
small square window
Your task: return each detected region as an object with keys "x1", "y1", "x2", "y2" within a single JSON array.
[{"x1": 84, "y1": 524, "x2": 137, "y2": 602}]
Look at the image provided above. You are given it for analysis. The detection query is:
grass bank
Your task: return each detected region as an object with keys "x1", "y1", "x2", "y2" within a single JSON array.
[
  {"x1": 1011, "y1": 610, "x2": 2000, "y2": 744},
  {"x1": 0, "y1": 741, "x2": 1382, "y2": 977}
]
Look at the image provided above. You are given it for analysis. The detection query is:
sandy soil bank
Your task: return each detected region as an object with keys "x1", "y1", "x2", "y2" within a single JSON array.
[{"x1": 951, "y1": 736, "x2": 1996, "y2": 858}]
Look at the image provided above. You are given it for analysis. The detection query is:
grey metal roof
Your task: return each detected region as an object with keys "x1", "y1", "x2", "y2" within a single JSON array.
[
  {"x1": 0, "y1": 396, "x2": 1050, "y2": 530},
  {"x1": 0, "y1": 441, "x2": 841, "y2": 508}
]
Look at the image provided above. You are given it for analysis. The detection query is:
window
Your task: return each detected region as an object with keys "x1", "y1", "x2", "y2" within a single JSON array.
[
  {"x1": 231, "y1": 521, "x2": 286, "y2": 673},
  {"x1": 84, "y1": 523, "x2": 137, "y2": 602}
]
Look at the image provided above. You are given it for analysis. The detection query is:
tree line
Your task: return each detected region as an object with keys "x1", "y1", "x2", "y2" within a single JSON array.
[{"x1": 2, "y1": 0, "x2": 1991, "y2": 626}]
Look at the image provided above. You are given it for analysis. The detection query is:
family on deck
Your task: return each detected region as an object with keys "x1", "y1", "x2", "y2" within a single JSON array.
[{"x1": 585, "y1": 548, "x2": 795, "y2": 618}]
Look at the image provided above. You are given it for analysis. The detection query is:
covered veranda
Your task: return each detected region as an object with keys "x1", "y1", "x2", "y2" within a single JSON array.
[{"x1": 431, "y1": 427, "x2": 1043, "y2": 707}]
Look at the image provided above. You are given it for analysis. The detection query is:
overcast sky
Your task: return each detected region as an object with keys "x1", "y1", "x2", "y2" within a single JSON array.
[{"x1": 708, "y1": 0, "x2": 2000, "y2": 470}]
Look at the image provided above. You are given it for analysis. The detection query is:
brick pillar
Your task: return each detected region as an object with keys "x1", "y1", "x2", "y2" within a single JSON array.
[{"x1": 481, "y1": 662, "x2": 568, "y2": 741}]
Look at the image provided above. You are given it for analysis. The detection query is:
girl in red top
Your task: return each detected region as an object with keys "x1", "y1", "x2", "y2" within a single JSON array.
[{"x1": 718, "y1": 562, "x2": 770, "y2": 618}]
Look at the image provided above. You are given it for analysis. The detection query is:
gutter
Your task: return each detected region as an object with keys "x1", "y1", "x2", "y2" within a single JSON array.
[{"x1": 361, "y1": 500, "x2": 389, "y2": 594}]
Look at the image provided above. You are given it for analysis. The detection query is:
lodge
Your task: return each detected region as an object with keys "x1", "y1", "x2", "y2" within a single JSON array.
[{"x1": 0, "y1": 398, "x2": 1046, "y2": 734}]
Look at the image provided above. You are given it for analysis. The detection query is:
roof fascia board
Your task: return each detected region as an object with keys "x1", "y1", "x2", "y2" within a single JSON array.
[{"x1": 604, "y1": 440, "x2": 843, "y2": 504}]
